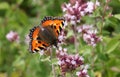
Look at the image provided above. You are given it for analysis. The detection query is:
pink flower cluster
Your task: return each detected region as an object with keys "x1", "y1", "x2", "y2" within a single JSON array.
[
  {"x1": 6, "y1": 31, "x2": 20, "y2": 43},
  {"x1": 77, "y1": 24, "x2": 102, "y2": 46},
  {"x1": 58, "y1": 30, "x2": 66, "y2": 45},
  {"x1": 76, "y1": 65, "x2": 89, "y2": 77},
  {"x1": 25, "y1": 34, "x2": 30, "y2": 45},
  {"x1": 56, "y1": 47, "x2": 89, "y2": 76},
  {"x1": 62, "y1": 0, "x2": 100, "y2": 25}
]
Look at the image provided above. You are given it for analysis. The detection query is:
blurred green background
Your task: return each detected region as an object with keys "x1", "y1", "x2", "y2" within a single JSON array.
[
  {"x1": 0, "y1": 0, "x2": 120, "y2": 77},
  {"x1": 0, "y1": 0, "x2": 66, "y2": 77}
]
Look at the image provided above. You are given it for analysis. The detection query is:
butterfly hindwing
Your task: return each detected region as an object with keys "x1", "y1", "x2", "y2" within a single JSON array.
[
  {"x1": 29, "y1": 26, "x2": 49, "y2": 53},
  {"x1": 30, "y1": 40, "x2": 49, "y2": 53}
]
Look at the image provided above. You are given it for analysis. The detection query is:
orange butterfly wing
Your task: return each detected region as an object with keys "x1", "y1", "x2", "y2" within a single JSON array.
[
  {"x1": 29, "y1": 16, "x2": 65, "y2": 53},
  {"x1": 41, "y1": 16, "x2": 65, "y2": 38},
  {"x1": 29, "y1": 26, "x2": 49, "y2": 53}
]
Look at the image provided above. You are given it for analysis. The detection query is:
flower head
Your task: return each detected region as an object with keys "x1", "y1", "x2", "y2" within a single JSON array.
[
  {"x1": 62, "y1": 0, "x2": 100, "y2": 25},
  {"x1": 25, "y1": 34, "x2": 30, "y2": 45},
  {"x1": 77, "y1": 24, "x2": 102, "y2": 46},
  {"x1": 76, "y1": 65, "x2": 89, "y2": 77},
  {"x1": 58, "y1": 30, "x2": 66, "y2": 45},
  {"x1": 56, "y1": 47, "x2": 84, "y2": 75},
  {"x1": 6, "y1": 31, "x2": 20, "y2": 43}
]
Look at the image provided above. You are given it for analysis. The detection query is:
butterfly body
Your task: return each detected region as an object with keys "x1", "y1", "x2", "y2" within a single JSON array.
[
  {"x1": 29, "y1": 16, "x2": 65, "y2": 53},
  {"x1": 38, "y1": 26, "x2": 57, "y2": 46}
]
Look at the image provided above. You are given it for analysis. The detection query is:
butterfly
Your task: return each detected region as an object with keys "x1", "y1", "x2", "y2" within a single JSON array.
[{"x1": 29, "y1": 16, "x2": 65, "y2": 53}]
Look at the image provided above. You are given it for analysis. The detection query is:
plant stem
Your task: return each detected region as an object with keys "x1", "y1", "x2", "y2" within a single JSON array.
[
  {"x1": 52, "y1": 63, "x2": 56, "y2": 77},
  {"x1": 70, "y1": 72, "x2": 74, "y2": 77},
  {"x1": 50, "y1": 48, "x2": 56, "y2": 77},
  {"x1": 101, "y1": 0, "x2": 110, "y2": 34},
  {"x1": 72, "y1": 24, "x2": 78, "y2": 53}
]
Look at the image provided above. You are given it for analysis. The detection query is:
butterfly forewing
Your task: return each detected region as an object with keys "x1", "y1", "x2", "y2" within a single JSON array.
[{"x1": 41, "y1": 16, "x2": 65, "y2": 38}]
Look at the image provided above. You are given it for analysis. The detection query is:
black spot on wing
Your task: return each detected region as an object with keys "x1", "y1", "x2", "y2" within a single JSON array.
[
  {"x1": 29, "y1": 26, "x2": 37, "y2": 39},
  {"x1": 38, "y1": 41, "x2": 41, "y2": 43},
  {"x1": 51, "y1": 25, "x2": 54, "y2": 28},
  {"x1": 41, "y1": 16, "x2": 53, "y2": 23},
  {"x1": 38, "y1": 46, "x2": 44, "y2": 50},
  {"x1": 34, "y1": 49, "x2": 39, "y2": 52},
  {"x1": 37, "y1": 37, "x2": 41, "y2": 40},
  {"x1": 56, "y1": 30, "x2": 59, "y2": 35},
  {"x1": 42, "y1": 44, "x2": 47, "y2": 47},
  {"x1": 61, "y1": 22, "x2": 64, "y2": 27},
  {"x1": 59, "y1": 26, "x2": 62, "y2": 31},
  {"x1": 54, "y1": 26, "x2": 56, "y2": 29}
]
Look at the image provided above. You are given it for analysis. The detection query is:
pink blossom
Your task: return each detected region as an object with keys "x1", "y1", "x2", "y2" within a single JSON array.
[
  {"x1": 95, "y1": 0, "x2": 100, "y2": 6},
  {"x1": 62, "y1": 0, "x2": 86, "y2": 25},
  {"x1": 76, "y1": 65, "x2": 89, "y2": 77},
  {"x1": 25, "y1": 34, "x2": 30, "y2": 45},
  {"x1": 77, "y1": 24, "x2": 102, "y2": 46},
  {"x1": 76, "y1": 70, "x2": 89, "y2": 77},
  {"x1": 56, "y1": 47, "x2": 84, "y2": 75},
  {"x1": 38, "y1": 50, "x2": 44, "y2": 55},
  {"x1": 58, "y1": 30, "x2": 66, "y2": 46},
  {"x1": 84, "y1": 2, "x2": 94, "y2": 13},
  {"x1": 6, "y1": 31, "x2": 20, "y2": 43},
  {"x1": 62, "y1": 0, "x2": 100, "y2": 25}
]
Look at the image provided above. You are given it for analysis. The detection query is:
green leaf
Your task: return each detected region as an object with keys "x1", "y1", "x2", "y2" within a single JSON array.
[
  {"x1": 88, "y1": 70, "x2": 95, "y2": 77},
  {"x1": 16, "y1": 0, "x2": 23, "y2": 5},
  {"x1": 40, "y1": 56, "x2": 50, "y2": 62},
  {"x1": 96, "y1": 43, "x2": 103, "y2": 53},
  {"x1": 79, "y1": 45, "x2": 92, "y2": 55},
  {"x1": 51, "y1": 58, "x2": 58, "y2": 65},
  {"x1": 16, "y1": 10, "x2": 29, "y2": 25},
  {"x1": 98, "y1": 53, "x2": 109, "y2": 61},
  {"x1": 0, "y1": 2, "x2": 9, "y2": 10},
  {"x1": 109, "y1": 0, "x2": 120, "y2": 14},
  {"x1": 66, "y1": 30, "x2": 73, "y2": 38},
  {"x1": 114, "y1": 14, "x2": 120, "y2": 20},
  {"x1": 106, "y1": 36, "x2": 120, "y2": 54}
]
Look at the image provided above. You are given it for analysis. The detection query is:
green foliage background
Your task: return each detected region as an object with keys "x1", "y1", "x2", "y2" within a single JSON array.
[{"x1": 0, "y1": 0, "x2": 120, "y2": 77}]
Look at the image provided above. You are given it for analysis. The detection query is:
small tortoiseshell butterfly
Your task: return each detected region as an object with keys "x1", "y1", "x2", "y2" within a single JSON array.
[{"x1": 29, "y1": 16, "x2": 65, "y2": 53}]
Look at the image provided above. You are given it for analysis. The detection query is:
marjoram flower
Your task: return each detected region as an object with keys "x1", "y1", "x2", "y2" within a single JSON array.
[
  {"x1": 56, "y1": 47, "x2": 86, "y2": 76},
  {"x1": 76, "y1": 65, "x2": 89, "y2": 77},
  {"x1": 77, "y1": 24, "x2": 102, "y2": 46},
  {"x1": 6, "y1": 31, "x2": 20, "y2": 43},
  {"x1": 62, "y1": 0, "x2": 100, "y2": 25}
]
